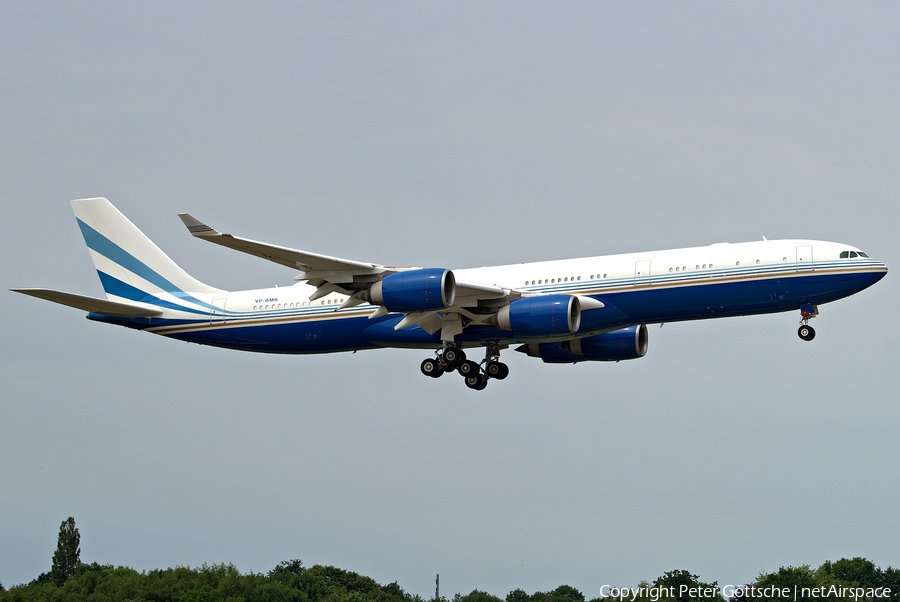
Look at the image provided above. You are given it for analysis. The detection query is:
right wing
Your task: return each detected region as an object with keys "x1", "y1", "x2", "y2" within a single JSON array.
[
  {"x1": 178, "y1": 213, "x2": 387, "y2": 281},
  {"x1": 177, "y1": 213, "x2": 596, "y2": 342}
]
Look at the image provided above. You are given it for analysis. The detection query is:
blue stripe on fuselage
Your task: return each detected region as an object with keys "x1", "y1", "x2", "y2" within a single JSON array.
[{"x1": 97, "y1": 271, "x2": 209, "y2": 315}]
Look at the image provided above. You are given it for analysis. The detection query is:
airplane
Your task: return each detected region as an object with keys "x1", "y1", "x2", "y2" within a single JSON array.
[{"x1": 12, "y1": 198, "x2": 888, "y2": 391}]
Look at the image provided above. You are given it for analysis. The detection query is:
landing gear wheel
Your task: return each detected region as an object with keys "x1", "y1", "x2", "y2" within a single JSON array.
[
  {"x1": 420, "y1": 358, "x2": 444, "y2": 377},
  {"x1": 458, "y1": 360, "x2": 480, "y2": 377},
  {"x1": 465, "y1": 374, "x2": 488, "y2": 390},
  {"x1": 442, "y1": 347, "x2": 465, "y2": 368},
  {"x1": 485, "y1": 361, "x2": 509, "y2": 380},
  {"x1": 798, "y1": 325, "x2": 816, "y2": 341}
]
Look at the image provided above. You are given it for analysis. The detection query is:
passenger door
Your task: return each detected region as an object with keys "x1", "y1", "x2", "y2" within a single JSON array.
[
  {"x1": 796, "y1": 245, "x2": 813, "y2": 272},
  {"x1": 210, "y1": 297, "x2": 227, "y2": 324},
  {"x1": 634, "y1": 259, "x2": 652, "y2": 286}
]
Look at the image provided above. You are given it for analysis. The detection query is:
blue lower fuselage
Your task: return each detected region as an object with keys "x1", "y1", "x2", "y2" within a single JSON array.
[{"x1": 90, "y1": 267, "x2": 886, "y2": 354}]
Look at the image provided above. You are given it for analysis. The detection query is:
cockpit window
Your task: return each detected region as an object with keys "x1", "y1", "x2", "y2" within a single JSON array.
[{"x1": 842, "y1": 250, "x2": 870, "y2": 259}]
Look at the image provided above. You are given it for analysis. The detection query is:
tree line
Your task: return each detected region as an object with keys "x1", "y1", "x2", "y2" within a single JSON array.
[{"x1": 1, "y1": 518, "x2": 898, "y2": 602}]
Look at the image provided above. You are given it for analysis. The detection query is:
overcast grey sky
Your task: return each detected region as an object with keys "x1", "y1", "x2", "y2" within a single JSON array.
[{"x1": 2, "y1": 1, "x2": 898, "y2": 596}]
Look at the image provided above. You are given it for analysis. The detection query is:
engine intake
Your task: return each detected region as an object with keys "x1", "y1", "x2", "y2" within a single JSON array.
[
  {"x1": 366, "y1": 268, "x2": 456, "y2": 312},
  {"x1": 493, "y1": 295, "x2": 581, "y2": 337},
  {"x1": 517, "y1": 325, "x2": 649, "y2": 363}
]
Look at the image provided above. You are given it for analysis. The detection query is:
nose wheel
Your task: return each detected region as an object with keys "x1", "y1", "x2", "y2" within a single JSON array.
[{"x1": 797, "y1": 303, "x2": 818, "y2": 342}]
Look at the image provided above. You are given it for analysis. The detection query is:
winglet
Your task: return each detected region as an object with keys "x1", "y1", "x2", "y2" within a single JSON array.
[{"x1": 178, "y1": 213, "x2": 219, "y2": 237}]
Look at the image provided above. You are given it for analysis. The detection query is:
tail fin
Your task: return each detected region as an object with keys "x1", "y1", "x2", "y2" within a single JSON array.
[{"x1": 71, "y1": 198, "x2": 224, "y2": 301}]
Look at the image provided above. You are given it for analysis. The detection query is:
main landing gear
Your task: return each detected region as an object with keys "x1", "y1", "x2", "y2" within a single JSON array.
[
  {"x1": 797, "y1": 303, "x2": 818, "y2": 342},
  {"x1": 420, "y1": 343, "x2": 509, "y2": 390}
]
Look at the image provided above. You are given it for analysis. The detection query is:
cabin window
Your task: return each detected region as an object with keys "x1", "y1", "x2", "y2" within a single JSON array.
[
  {"x1": 736, "y1": 261, "x2": 740, "y2": 266},
  {"x1": 696, "y1": 265, "x2": 700, "y2": 269},
  {"x1": 577, "y1": 276, "x2": 581, "y2": 281},
  {"x1": 669, "y1": 267, "x2": 673, "y2": 272},
  {"x1": 756, "y1": 259, "x2": 760, "y2": 264},
  {"x1": 603, "y1": 273, "x2": 607, "y2": 278}
]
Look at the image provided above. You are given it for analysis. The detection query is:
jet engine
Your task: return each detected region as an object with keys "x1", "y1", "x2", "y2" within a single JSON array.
[
  {"x1": 492, "y1": 295, "x2": 581, "y2": 337},
  {"x1": 516, "y1": 325, "x2": 649, "y2": 363},
  {"x1": 365, "y1": 268, "x2": 456, "y2": 312}
]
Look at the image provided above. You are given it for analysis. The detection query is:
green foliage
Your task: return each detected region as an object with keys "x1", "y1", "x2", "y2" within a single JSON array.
[
  {"x1": 454, "y1": 590, "x2": 504, "y2": 602},
  {"x1": 883, "y1": 568, "x2": 900, "y2": 602},
  {"x1": 50, "y1": 517, "x2": 81, "y2": 586},
  {"x1": 654, "y1": 570, "x2": 721, "y2": 602},
  {"x1": 751, "y1": 558, "x2": 900, "y2": 602},
  {"x1": 2, "y1": 551, "x2": 898, "y2": 602},
  {"x1": 0, "y1": 560, "x2": 417, "y2": 602},
  {"x1": 820, "y1": 558, "x2": 882, "y2": 588},
  {"x1": 507, "y1": 589, "x2": 530, "y2": 602},
  {"x1": 506, "y1": 585, "x2": 585, "y2": 602}
]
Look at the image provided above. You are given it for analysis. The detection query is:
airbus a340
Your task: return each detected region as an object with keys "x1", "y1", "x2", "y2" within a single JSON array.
[{"x1": 13, "y1": 198, "x2": 887, "y2": 390}]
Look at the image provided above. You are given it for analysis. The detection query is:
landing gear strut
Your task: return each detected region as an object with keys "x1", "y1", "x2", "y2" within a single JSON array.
[
  {"x1": 419, "y1": 343, "x2": 509, "y2": 390},
  {"x1": 798, "y1": 303, "x2": 817, "y2": 342}
]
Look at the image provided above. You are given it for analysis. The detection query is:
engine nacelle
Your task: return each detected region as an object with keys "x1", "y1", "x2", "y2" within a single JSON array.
[
  {"x1": 517, "y1": 325, "x2": 649, "y2": 363},
  {"x1": 366, "y1": 268, "x2": 456, "y2": 312},
  {"x1": 493, "y1": 295, "x2": 581, "y2": 337}
]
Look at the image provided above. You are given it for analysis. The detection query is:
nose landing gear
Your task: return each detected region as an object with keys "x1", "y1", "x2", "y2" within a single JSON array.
[{"x1": 797, "y1": 303, "x2": 818, "y2": 341}]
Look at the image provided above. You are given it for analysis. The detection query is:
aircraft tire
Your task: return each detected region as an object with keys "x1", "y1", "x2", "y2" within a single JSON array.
[
  {"x1": 421, "y1": 358, "x2": 443, "y2": 377},
  {"x1": 486, "y1": 361, "x2": 509, "y2": 380},
  {"x1": 798, "y1": 325, "x2": 816, "y2": 341},
  {"x1": 443, "y1": 347, "x2": 465, "y2": 367},
  {"x1": 465, "y1": 374, "x2": 487, "y2": 390},
  {"x1": 458, "y1": 360, "x2": 480, "y2": 377}
]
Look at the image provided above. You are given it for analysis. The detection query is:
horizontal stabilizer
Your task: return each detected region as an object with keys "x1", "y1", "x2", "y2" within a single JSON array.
[{"x1": 11, "y1": 288, "x2": 163, "y2": 317}]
